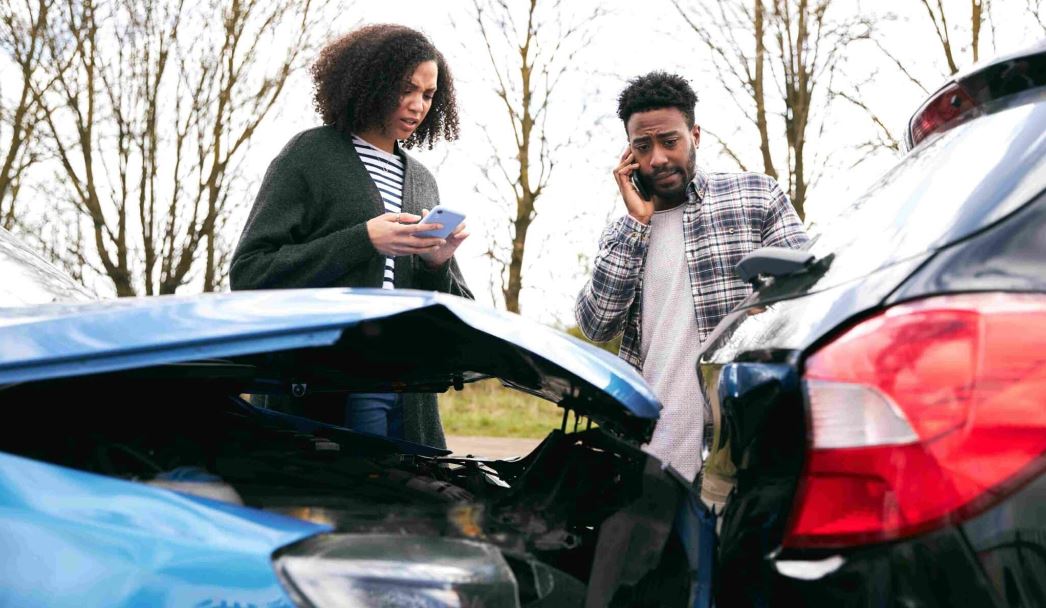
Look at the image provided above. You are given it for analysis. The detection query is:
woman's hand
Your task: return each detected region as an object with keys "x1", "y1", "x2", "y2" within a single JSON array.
[
  {"x1": 416, "y1": 208, "x2": 469, "y2": 269},
  {"x1": 366, "y1": 213, "x2": 445, "y2": 256}
]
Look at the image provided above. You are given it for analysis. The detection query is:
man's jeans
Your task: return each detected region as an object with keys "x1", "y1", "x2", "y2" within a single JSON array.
[
  {"x1": 674, "y1": 487, "x2": 717, "y2": 608},
  {"x1": 344, "y1": 392, "x2": 404, "y2": 439}
]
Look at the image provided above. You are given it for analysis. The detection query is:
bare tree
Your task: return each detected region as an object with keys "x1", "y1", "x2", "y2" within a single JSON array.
[
  {"x1": 673, "y1": 1, "x2": 777, "y2": 181},
  {"x1": 918, "y1": 0, "x2": 993, "y2": 74},
  {"x1": 673, "y1": 0, "x2": 872, "y2": 220},
  {"x1": 467, "y1": 0, "x2": 604, "y2": 314},
  {"x1": 33, "y1": 0, "x2": 330, "y2": 296},
  {"x1": 0, "y1": 0, "x2": 58, "y2": 231},
  {"x1": 1030, "y1": 0, "x2": 1046, "y2": 34},
  {"x1": 768, "y1": 0, "x2": 871, "y2": 216}
]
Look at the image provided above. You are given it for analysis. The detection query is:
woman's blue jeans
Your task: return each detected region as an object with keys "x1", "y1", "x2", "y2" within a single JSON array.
[{"x1": 343, "y1": 392, "x2": 404, "y2": 439}]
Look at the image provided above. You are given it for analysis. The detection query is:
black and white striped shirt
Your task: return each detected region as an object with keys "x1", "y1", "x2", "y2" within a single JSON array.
[{"x1": 353, "y1": 135, "x2": 405, "y2": 289}]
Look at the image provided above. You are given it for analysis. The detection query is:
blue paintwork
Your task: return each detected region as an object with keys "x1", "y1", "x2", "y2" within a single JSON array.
[
  {"x1": 0, "y1": 288, "x2": 660, "y2": 605},
  {"x1": 0, "y1": 288, "x2": 660, "y2": 420},
  {"x1": 0, "y1": 450, "x2": 329, "y2": 608}
]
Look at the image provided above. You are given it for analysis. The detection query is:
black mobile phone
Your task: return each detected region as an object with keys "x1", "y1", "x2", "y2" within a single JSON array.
[{"x1": 631, "y1": 171, "x2": 652, "y2": 201}]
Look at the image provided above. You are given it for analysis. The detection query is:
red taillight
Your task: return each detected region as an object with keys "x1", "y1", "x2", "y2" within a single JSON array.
[
  {"x1": 785, "y1": 293, "x2": 1046, "y2": 549},
  {"x1": 908, "y1": 83, "x2": 979, "y2": 147}
]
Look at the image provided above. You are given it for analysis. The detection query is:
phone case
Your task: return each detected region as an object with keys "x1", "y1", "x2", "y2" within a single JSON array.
[
  {"x1": 631, "y1": 172, "x2": 652, "y2": 201},
  {"x1": 415, "y1": 206, "x2": 466, "y2": 239}
]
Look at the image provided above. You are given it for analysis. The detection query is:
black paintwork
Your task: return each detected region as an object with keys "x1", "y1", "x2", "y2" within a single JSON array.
[
  {"x1": 890, "y1": 190, "x2": 1046, "y2": 303},
  {"x1": 701, "y1": 49, "x2": 1046, "y2": 607},
  {"x1": 962, "y1": 471, "x2": 1046, "y2": 608},
  {"x1": 723, "y1": 527, "x2": 999, "y2": 607}
]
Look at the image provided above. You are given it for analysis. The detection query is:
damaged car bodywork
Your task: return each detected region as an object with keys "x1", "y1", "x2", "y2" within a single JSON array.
[{"x1": 0, "y1": 237, "x2": 687, "y2": 607}]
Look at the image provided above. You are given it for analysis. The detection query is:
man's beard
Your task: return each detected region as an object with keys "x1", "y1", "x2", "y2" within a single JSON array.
[{"x1": 648, "y1": 144, "x2": 697, "y2": 201}]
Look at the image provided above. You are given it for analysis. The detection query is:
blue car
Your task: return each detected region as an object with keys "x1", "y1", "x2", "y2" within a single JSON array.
[{"x1": 0, "y1": 227, "x2": 689, "y2": 607}]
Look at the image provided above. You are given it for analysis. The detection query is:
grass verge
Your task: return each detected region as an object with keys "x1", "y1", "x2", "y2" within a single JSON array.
[{"x1": 438, "y1": 379, "x2": 565, "y2": 438}]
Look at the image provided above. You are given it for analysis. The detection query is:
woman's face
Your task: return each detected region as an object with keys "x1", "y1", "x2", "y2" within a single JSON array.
[{"x1": 386, "y1": 60, "x2": 438, "y2": 140}]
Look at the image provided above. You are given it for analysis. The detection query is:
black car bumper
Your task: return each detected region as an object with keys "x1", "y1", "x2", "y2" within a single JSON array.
[{"x1": 718, "y1": 527, "x2": 999, "y2": 607}]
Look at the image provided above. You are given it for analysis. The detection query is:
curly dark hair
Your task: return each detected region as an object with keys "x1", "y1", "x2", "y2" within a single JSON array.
[
  {"x1": 310, "y1": 24, "x2": 459, "y2": 149},
  {"x1": 617, "y1": 71, "x2": 698, "y2": 129}
]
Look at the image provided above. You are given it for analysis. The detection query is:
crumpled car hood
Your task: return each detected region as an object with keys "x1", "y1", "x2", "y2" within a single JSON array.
[{"x1": 0, "y1": 288, "x2": 659, "y2": 439}]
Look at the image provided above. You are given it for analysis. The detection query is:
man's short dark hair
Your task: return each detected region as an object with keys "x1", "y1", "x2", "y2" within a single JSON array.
[
  {"x1": 617, "y1": 72, "x2": 698, "y2": 128},
  {"x1": 311, "y1": 24, "x2": 459, "y2": 149}
]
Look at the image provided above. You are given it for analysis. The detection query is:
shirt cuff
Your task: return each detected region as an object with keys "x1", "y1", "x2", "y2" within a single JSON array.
[{"x1": 610, "y1": 214, "x2": 651, "y2": 252}]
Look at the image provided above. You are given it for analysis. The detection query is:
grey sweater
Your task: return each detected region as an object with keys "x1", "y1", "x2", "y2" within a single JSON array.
[{"x1": 230, "y1": 126, "x2": 473, "y2": 448}]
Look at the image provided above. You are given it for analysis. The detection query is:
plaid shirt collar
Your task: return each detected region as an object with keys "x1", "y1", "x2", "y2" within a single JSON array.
[
  {"x1": 685, "y1": 168, "x2": 708, "y2": 208},
  {"x1": 576, "y1": 166, "x2": 809, "y2": 368}
]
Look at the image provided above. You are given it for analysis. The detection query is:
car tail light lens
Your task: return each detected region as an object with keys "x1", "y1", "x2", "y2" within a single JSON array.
[
  {"x1": 785, "y1": 293, "x2": 1046, "y2": 549},
  {"x1": 908, "y1": 83, "x2": 980, "y2": 148}
]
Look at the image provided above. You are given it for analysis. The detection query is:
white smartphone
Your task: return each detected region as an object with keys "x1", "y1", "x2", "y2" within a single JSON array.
[{"x1": 414, "y1": 205, "x2": 466, "y2": 239}]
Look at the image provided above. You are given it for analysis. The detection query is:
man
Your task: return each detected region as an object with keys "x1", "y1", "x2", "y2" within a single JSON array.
[{"x1": 576, "y1": 71, "x2": 808, "y2": 606}]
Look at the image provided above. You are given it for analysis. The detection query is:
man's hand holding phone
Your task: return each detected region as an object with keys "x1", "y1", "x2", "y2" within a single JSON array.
[{"x1": 615, "y1": 147, "x2": 655, "y2": 225}]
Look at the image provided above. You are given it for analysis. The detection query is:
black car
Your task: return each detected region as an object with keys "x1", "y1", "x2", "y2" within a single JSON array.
[{"x1": 699, "y1": 42, "x2": 1046, "y2": 605}]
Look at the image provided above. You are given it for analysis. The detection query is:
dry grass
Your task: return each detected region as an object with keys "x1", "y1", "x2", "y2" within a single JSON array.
[{"x1": 438, "y1": 379, "x2": 566, "y2": 438}]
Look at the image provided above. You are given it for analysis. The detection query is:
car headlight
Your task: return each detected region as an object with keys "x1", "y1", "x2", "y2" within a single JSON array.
[{"x1": 274, "y1": 534, "x2": 520, "y2": 608}]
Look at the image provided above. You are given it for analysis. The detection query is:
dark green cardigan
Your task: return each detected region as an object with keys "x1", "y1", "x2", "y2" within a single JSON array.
[{"x1": 230, "y1": 126, "x2": 472, "y2": 448}]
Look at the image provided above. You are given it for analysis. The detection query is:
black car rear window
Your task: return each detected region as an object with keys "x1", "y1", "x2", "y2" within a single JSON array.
[{"x1": 804, "y1": 97, "x2": 1046, "y2": 282}]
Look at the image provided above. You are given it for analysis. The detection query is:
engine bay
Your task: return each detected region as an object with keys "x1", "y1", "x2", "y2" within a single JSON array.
[{"x1": 0, "y1": 372, "x2": 687, "y2": 606}]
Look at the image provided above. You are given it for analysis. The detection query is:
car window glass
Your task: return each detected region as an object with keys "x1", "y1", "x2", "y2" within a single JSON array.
[{"x1": 805, "y1": 101, "x2": 1045, "y2": 280}]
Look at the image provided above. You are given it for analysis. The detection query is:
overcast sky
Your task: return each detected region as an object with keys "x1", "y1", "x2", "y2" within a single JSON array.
[
  {"x1": 6, "y1": 0, "x2": 1042, "y2": 322},
  {"x1": 233, "y1": 0, "x2": 1044, "y2": 325}
]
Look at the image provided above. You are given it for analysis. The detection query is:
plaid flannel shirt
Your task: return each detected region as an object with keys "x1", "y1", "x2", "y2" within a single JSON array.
[{"x1": 576, "y1": 169, "x2": 808, "y2": 371}]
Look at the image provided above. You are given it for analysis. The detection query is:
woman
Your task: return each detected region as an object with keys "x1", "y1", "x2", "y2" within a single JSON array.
[{"x1": 230, "y1": 24, "x2": 472, "y2": 449}]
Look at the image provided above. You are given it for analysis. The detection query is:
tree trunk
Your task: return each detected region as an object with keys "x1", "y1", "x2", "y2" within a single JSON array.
[
  {"x1": 504, "y1": 193, "x2": 534, "y2": 313},
  {"x1": 754, "y1": 0, "x2": 777, "y2": 180}
]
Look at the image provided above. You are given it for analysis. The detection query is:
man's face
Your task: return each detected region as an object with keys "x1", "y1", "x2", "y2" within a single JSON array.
[{"x1": 626, "y1": 108, "x2": 701, "y2": 201}]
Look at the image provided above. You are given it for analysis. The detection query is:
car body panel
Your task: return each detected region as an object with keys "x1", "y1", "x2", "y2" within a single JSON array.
[
  {"x1": 961, "y1": 467, "x2": 1046, "y2": 607},
  {"x1": 0, "y1": 263, "x2": 670, "y2": 604},
  {"x1": 730, "y1": 527, "x2": 1000, "y2": 607},
  {"x1": 890, "y1": 190, "x2": 1046, "y2": 302},
  {"x1": 0, "y1": 450, "x2": 329, "y2": 608},
  {"x1": 0, "y1": 289, "x2": 660, "y2": 430},
  {"x1": 700, "y1": 254, "x2": 932, "y2": 364}
]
